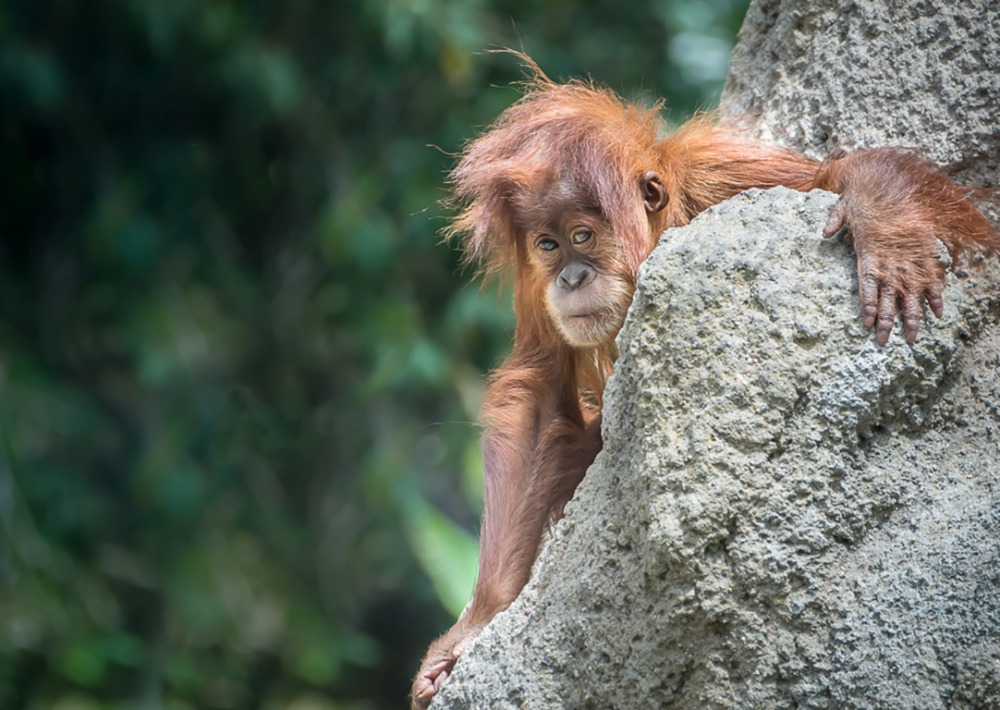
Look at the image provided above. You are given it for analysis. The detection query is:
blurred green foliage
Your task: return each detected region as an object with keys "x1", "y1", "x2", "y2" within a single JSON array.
[{"x1": 0, "y1": 0, "x2": 748, "y2": 707}]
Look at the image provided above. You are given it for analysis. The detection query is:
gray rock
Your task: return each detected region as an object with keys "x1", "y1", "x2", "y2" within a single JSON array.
[
  {"x1": 435, "y1": 187, "x2": 1000, "y2": 709},
  {"x1": 434, "y1": 1, "x2": 1000, "y2": 706},
  {"x1": 719, "y1": 0, "x2": 1000, "y2": 186}
]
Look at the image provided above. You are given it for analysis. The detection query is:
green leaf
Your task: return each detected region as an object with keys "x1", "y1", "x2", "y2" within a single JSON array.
[
  {"x1": 53, "y1": 640, "x2": 106, "y2": 687},
  {"x1": 405, "y1": 493, "x2": 478, "y2": 618}
]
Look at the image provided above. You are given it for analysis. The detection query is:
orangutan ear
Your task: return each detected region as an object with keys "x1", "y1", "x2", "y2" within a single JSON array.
[{"x1": 640, "y1": 171, "x2": 669, "y2": 213}]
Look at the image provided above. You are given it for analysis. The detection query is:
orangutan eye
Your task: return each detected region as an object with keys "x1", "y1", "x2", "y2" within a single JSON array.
[
  {"x1": 537, "y1": 237, "x2": 559, "y2": 252},
  {"x1": 572, "y1": 229, "x2": 593, "y2": 245}
]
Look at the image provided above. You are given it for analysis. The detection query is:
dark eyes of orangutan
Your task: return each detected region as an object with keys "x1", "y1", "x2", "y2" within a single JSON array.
[{"x1": 537, "y1": 230, "x2": 592, "y2": 252}]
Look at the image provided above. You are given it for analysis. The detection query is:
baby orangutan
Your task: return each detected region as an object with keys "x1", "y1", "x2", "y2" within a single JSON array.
[{"x1": 411, "y1": 58, "x2": 998, "y2": 708}]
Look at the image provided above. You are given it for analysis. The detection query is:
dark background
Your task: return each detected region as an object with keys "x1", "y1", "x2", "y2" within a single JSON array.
[{"x1": 0, "y1": 1, "x2": 748, "y2": 707}]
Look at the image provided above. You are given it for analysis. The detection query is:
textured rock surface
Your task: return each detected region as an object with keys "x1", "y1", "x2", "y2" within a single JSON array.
[
  {"x1": 433, "y1": 1, "x2": 1000, "y2": 707},
  {"x1": 435, "y1": 188, "x2": 1000, "y2": 709},
  {"x1": 720, "y1": 0, "x2": 1000, "y2": 186}
]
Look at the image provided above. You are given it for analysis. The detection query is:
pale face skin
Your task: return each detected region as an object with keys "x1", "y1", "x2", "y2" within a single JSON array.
[{"x1": 522, "y1": 200, "x2": 634, "y2": 348}]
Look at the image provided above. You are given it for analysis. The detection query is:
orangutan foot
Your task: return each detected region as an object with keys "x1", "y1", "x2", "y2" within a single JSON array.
[{"x1": 411, "y1": 626, "x2": 481, "y2": 709}]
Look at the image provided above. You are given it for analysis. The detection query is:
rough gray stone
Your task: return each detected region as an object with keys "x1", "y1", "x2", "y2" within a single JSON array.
[
  {"x1": 434, "y1": 1, "x2": 1000, "y2": 706},
  {"x1": 435, "y1": 188, "x2": 1000, "y2": 709},
  {"x1": 719, "y1": 0, "x2": 1000, "y2": 187}
]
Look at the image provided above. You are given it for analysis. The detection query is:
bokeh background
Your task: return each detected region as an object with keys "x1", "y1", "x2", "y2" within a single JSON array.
[{"x1": 0, "y1": 1, "x2": 748, "y2": 707}]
